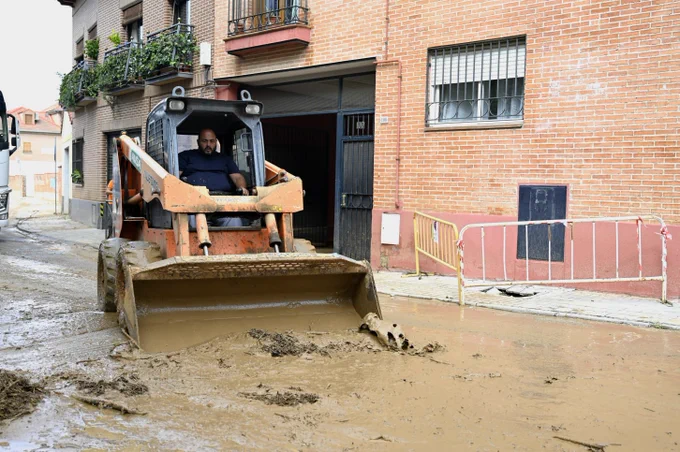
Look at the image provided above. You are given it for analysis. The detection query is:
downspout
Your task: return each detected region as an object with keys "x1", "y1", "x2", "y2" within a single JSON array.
[{"x1": 375, "y1": 0, "x2": 402, "y2": 209}]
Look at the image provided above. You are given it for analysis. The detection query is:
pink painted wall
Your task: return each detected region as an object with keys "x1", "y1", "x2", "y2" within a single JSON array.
[{"x1": 372, "y1": 209, "x2": 679, "y2": 300}]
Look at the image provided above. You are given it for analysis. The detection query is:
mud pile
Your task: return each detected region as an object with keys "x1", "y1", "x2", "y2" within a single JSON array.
[
  {"x1": 239, "y1": 385, "x2": 319, "y2": 407},
  {"x1": 0, "y1": 370, "x2": 44, "y2": 421},
  {"x1": 75, "y1": 374, "x2": 148, "y2": 397}
]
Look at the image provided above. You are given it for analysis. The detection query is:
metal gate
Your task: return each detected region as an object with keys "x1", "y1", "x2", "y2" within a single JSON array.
[{"x1": 336, "y1": 112, "x2": 374, "y2": 260}]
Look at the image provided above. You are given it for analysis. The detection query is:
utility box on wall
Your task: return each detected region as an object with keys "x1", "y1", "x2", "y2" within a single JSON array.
[
  {"x1": 516, "y1": 185, "x2": 567, "y2": 261},
  {"x1": 381, "y1": 213, "x2": 400, "y2": 245}
]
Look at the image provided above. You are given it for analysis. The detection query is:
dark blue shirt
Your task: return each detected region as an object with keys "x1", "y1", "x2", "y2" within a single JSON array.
[{"x1": 178, "y1": 149, "x2": 240, "y2": 192}]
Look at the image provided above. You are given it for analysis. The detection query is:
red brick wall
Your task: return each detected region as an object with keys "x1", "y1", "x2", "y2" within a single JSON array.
[{"x1": 374, "y1": 0, "x2": 680, "y2": 222}]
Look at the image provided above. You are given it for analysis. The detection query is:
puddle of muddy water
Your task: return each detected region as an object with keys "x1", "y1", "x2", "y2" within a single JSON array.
[{"x1": 1, "y1": 295, "x2": 679, "y2": 451}]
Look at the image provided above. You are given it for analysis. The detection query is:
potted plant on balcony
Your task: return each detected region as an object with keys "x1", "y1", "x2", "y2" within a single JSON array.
[
  {"x1": 85, "y1": 38, "x2": 99, "y2": 62},
  {"x1": 59, "y1": 63, "x2": 99, "y2": 111},
  {"x1": 99, "y1": 31, "x2": 145, "y2": 94},
  {"x1": 143, "y1": 24, "x2": 196, "y2": 84}
]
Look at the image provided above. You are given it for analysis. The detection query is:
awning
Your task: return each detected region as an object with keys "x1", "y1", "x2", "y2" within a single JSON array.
[{"x1": 216, "y1": 57, "x2": 376, "y2": 86}]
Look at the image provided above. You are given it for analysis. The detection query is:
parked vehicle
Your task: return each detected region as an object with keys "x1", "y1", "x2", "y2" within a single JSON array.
[{"x1": 0, "y1": 90, "x2": 20, "y2": 230}]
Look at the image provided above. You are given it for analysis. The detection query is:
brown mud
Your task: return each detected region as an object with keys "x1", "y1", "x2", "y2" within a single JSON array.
[
  {"x1": 0, "y1": 370, "x2": 44, "y2": 421},
  {"x1": 1, "y1": 218, "x2": 680, "y2": 450}
]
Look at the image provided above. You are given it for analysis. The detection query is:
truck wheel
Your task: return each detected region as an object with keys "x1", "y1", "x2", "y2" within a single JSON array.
[
  {"x1": 97, "y1": 238, "x2": 129, "y2": 312},
  {"x1": 293, "y1": 239, "x2": 317, "y2": 254}
]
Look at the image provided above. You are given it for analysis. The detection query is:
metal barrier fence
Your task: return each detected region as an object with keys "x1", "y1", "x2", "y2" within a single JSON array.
[
  {"x1": 457, "y1": 215, "x2": 671, "y2": 304},
  {"x1": 411, "y1": 212, "x2": 463, "y2": 303}
]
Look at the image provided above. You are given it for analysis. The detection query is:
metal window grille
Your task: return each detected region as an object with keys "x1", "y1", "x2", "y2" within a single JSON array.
[
  {"x1": 426, "y1": 36, "x2": 526, "y2": 126},
  {"x1": 146, "y1": 119, "x2": 165, "y2": 168},
  {"x1": 228, "y1": 0, "x2": 309, "y2": 36}
]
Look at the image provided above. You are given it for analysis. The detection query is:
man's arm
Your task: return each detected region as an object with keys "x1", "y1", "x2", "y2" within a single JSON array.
[
  {"x1": 229, "y1": 172, "x2": 249, "y2": 195},
  {"x1": 178, "y1": 151, "x2": 189, "y2": 177},
  {"x1": 226, "y1": 158, "x2": 249, "y2": 195}
]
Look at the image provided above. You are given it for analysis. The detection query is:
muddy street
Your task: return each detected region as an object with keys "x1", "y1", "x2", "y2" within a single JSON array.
[{"x1": 1, "y1": 217, "x2": 679, "y2": 451}]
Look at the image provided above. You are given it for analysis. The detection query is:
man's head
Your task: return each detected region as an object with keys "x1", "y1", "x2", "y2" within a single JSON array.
[{"x1": 197, "y1": 128, "x2": 217, "y2": 155}]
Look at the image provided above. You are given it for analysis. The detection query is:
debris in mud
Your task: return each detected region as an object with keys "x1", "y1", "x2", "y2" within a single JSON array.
[
  {"x1": 249, "y1": 329, "x2": 319, "y2": 357},
  {"x1": 360, "y1": 313, "x2": 412, "y2": 351},
  {"x1": 75, "y1": 374, "x2": 148, "y2": 397},
  {"x1": 370, "y1": 435, "x2": 393, "y2": 442},
  {"x1": 545, "y1": 376, "x2": 559, "y2": 385},
  {"x1": 71, "y1": 394, "x2": 146, "y2": 415},
  {"x1": 0, "y1": 370, "x2": 44, "y2": 422},
  {"x1": 472, "y1": 353, "x2": 483, "y2": 359},
  {"x1": 553, "y1": 435, "x2": 612, "y2": 451},
  {"x1": 217, "y1": 358, "x2": 231, "y2": 369},
  {"x1": 248, "y1": 329, "x2": 356, "y2": 357},
  {"x1": 239, "y1": 390, "x2": 319, "y2": 407},
  {"x1": 411, "y1": 342, "x2": 445, "y2": 355}
]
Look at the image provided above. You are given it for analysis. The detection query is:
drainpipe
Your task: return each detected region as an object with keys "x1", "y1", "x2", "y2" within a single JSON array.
[{"x1": 375, "y1": 0, "x2": 402, "y2": 209}]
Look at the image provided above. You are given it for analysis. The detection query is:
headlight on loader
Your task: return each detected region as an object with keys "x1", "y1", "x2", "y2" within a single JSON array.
[{"x1": 245, "y1": 104, "x2": 261, "y2": 115}]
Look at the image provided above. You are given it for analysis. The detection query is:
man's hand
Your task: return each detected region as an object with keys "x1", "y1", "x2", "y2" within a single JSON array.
[{"x1": 229, "y1": 173, "x2": 250, "y2": 196}]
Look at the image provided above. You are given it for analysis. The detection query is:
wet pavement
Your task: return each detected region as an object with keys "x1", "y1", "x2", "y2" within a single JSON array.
[{"x1": 0, "y1": 211, "x2": 679, "y2": 450}]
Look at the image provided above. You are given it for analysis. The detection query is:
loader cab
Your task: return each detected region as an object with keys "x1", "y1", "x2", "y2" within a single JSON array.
[{"x1": 143, "y1": 93, "x2": 266, "y2": 229}]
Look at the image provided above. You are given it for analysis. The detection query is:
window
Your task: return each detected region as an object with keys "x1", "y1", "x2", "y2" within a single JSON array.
[
  {"x1": 75, "y1": 38, "x2": 84, "y2": 61},
  {"x1": 88, "y1": 24, "x2": 97, "y2": 40},
  {"x1": 127, "y1": 19, "x2": 143, "y2": 43},
  {"x1": 427, "y1": 36, "x2": 526, "y2": 126},
  {"x1": 72, "y1": 139, "x2": 84, "y2": 182},
  {"x1": 22, "y1": 141, "x2": 32, "y2": 153},
  {"x1": 173, "y1": 0, "x2": 190, "y2": 24},
  {"x1": 24, "y1": 113, "x2": 34, "y2": 125},
  {"x1": 123, "y1": 3, "x2": 143, "y2": 42}
]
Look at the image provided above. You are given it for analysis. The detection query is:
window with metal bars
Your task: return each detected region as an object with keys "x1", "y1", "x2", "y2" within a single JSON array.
[{"x1": 426, "y1": 36, "x2": 526, "y2": 126}]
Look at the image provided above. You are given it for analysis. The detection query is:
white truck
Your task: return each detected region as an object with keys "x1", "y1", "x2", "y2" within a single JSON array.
[{"x1": 0, "y1": 89, "x2": 20, "y2": 230}]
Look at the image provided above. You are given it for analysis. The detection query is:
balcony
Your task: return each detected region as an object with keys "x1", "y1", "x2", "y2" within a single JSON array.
[
  {"x1": 100, "y1": 42, "x2": 145, "y2": 96},
  {"x1": 58, "y1": 60, "x2": 98, "y2": 112},
  {"x1": 144, "y1": 23, "x2": 196, "y2": 86},
  {"x1": 225, "y1": 0, "x2": 310, "y2": 57}
]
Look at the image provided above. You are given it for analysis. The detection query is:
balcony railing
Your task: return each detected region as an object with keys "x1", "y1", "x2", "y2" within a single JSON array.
[
  {"x1": 228, "y1": 0, "x2": 309, "y2": 36},
  {"x1": 144, "y1": 23, "x2": 195, "y2": 85},
  {"x1": 100, "y1": 41, "x2": 145, "y2": 94},
  {"x1": 59, "y1": 60, "x2": 98, "y2": 111}
]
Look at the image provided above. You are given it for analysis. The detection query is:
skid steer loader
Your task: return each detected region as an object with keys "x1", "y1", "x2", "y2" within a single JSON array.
[{"x1": 97, "y1": 88, "x2": 381, "y2": 352}]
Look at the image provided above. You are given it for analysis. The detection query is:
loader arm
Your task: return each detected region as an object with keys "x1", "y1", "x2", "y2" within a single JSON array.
[{"x1": 117, "y1": 135, "x2": 304, "y2": 214}]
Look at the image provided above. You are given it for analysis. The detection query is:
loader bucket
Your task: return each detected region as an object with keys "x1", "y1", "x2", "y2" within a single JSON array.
[{"x1": 119, "y1": 253, "x2": 382, "y2": 352}]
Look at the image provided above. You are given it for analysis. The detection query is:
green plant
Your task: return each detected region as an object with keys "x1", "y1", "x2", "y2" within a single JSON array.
[
  {"x1": 142, "y1": 27, "x2": 196, "y2": 76},
  {"x1": 58, "y1": 63, "x2": 99, "y2": 110},
  {"x1": 71, "y1": 169, "x2": 83, "y2": 184},
  {"x1": 108, "y1": 31, "x2": 121, "y2": 46},
  {"x1": 98, "y1": 44, "x2": 145, "y2": 91},
  {"x1": 85, "y1": 38, "x2": 99, "y2": 60}
]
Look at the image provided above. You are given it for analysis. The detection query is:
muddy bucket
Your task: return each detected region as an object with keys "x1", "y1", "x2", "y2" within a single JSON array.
[{"x1": 118, "y1": 253, "x2": 382, "y2": 352}]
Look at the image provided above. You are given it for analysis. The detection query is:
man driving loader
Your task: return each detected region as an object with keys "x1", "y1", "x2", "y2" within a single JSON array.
[{"x1": 179, "y1": 128, "x2": 248, "y2": 227}]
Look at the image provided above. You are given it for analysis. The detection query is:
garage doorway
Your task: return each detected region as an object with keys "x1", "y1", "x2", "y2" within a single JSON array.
[
  {"x1": 262, "y1": 114, "x2": 336, "y2": 250},
  {"x1": 248, "y1": 73, "x2": 375, "y2": 258}
]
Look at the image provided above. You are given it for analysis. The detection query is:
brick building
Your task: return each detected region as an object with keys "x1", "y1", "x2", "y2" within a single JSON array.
[
  {"x1": 56, "y1": 0, "x2": 680, "y2": 298},
  {"x1": 57, "y1": 0, "x2": 214, "y2": 227}
]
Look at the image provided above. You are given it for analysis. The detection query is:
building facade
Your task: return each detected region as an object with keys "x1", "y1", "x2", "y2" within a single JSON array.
[
  {"x1": 58, "y1": 0, "x2": 214, "y2": 227},
  {"x1": 7, "y1": 106, "x2": 63, "y2": 201},
  {"x1": 57, "y1": 0, "x2": 680, "y2": 299}
]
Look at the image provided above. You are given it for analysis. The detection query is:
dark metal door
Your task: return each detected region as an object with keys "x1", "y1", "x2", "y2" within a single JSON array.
[{"x1": 335, "y1": 113, "x2": 374, "y2": 261}]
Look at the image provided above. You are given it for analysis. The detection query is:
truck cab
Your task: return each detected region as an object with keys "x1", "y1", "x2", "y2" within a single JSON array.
[{"x1": 0, "y1": 90, "x2": 20, "y2": 230}]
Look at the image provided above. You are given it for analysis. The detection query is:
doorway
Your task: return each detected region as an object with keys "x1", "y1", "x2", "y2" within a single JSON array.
[{"x1": 262, "y1": 114, "x2": 336, "y2": 250}]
